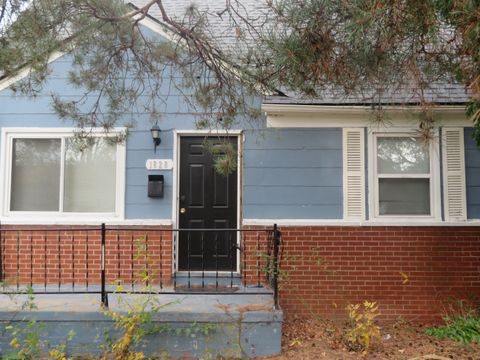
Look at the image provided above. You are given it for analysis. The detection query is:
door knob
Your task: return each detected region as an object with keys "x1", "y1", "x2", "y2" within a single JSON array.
[{"x1": 180, "y1": 208, "x2": 186, "y2": 214}]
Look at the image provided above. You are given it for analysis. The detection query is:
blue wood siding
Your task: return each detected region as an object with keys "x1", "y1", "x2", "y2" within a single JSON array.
[
  {"x1": 3, "y1": 46, "x2": 477, "y2": 222},
  {"x1": 0, "y1": 51, "x2": 345, "y2": 221},
  {"x1": 465, "y1": 128, "x2": 480, "y2": 219},
  {"x1": 0, "y1": 54, "x2": 196, "y2": 220},
  {"x1": 243, "y1": 128, "x2": 343, "y2": 219}
]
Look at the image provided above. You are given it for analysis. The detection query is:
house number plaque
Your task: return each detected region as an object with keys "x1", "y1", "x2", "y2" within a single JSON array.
[{"x1": 146, "y1": 159, "x2": 173, "y2": 170}]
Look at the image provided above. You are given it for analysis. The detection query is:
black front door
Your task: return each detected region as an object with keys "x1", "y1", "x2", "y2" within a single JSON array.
[{"x1": 178, "y1": 136, "x2": 238, "y2": 271}]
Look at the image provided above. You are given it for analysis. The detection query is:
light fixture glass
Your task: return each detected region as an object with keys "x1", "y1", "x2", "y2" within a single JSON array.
[{"x1": 150, "y1": 123, "x2": 161, "y2": 153}]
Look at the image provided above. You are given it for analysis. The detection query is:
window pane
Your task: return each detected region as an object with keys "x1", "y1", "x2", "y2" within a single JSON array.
[
  {"x1": 11, "y1": 139, "x2": 61, "y2": 211},
  {"x1": 377, "y1": 137, "x2": 429, "y2": 174},
  {"x1": 379, "y1": 178, "x2": 430, "y2": 215},
  {"x1": 64, "y1": 138, "x2": 116, "y2": 212}
]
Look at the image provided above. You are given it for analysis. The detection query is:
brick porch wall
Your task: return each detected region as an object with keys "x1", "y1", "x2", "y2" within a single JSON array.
[
  {"x1": 0, "y1": 225, "x2": 273, "y2": 289},
  {"x1": 2, "y1": 224, "x2": 478, "y2": 321},
  {"x1": 0, "y1": 226, "x2": 173, "y2": 288},
  {"x1": 275, "y1": 226, "x2": 480, "y2": 321}
]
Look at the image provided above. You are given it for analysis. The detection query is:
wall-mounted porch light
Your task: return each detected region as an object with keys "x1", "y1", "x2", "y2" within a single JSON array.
[{"x1": 150, "y1": 122, "x2": 161, "y2": 153}]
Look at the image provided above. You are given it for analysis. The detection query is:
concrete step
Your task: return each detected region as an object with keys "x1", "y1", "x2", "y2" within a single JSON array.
[{"x1": 0, "y1": 292, "x2": 282, "y2": 358}]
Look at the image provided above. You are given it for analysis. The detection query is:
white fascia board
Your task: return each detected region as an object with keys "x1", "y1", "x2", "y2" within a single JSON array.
[
  {"x1": 0, "y1": 13, "x2": 172, "y2": 93},
  {"x1": 263, "y1": 104, "x2": 473, "y2": 128},
  {"x1": 0, "y1": 51, "x2": 66, "y2": 93},
  {"x1": 135, "y1": 14, "x2": 176, "y2": 43}
]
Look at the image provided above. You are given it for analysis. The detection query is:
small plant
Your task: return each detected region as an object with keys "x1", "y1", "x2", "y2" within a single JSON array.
[
  {"x1": 100, "y1": 236, "x2": 176, "y2": 359},
  {"x1": 22, "y1": 285, "x2": 37, "y2": 311},
  {"x1": 425, "y1": 315, "x2": 480, "y2": 343},
  {"x1": 4, "y1": 319, "x2": 45, "y2": 359},
  {"x1": 344, "y1": 300, "x2": 381, "y2": 354},
  {"x1": 257, "y1": 251, "x2": 286, "y2": 287},
  {"x1": 426, "y1": 297, "x2": 480, "y2": 344},
  {"x1": 100, "y1": 284, "x2": 177, "y2": 360},
  {"x1": 2, "y1": 285, "x2": 64, "y2": 360}
]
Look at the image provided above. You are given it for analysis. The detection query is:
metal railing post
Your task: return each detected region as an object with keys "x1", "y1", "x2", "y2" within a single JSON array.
[
  {"x1": 101, "y1": 223, "x2": 108, "y2": 307},
  {"x1": 272, "y1": 224, "x2": 281, "y2": 310}
]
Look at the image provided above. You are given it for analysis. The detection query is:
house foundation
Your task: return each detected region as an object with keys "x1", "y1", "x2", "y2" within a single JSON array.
[{"x1": 274, "y1": 225, "x2": 480, "y2": 321}]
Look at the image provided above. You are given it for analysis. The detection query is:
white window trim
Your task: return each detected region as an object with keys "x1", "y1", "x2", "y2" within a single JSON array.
[
  {"x1": 0, "y1": 127, "x2": 126, "y2": 222},
  {"x1": 367, "y1": 128, "x2": 441, "y2": 222}
]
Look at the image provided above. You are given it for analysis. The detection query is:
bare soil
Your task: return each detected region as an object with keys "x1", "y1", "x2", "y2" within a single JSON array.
[{"x1": 261, "y1": 316, "x2": 480, "y2": 360}]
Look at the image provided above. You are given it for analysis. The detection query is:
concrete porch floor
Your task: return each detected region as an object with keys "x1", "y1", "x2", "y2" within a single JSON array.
[{"x1": 0, "y1": 292, "x2": 283, "y2": 358}]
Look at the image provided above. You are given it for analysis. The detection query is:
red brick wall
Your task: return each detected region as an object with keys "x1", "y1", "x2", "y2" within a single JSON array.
[
  {"x1": 0, "y1": 226, "x2": 173, "y2": 288},
  {"x1": 104, "y1": 228, "x2": 173, "y2": 287},
  {"x1": 2, "y1": 224, "x2": 479, "y2": 321},
  {"x1": 0, "y1": 226, "x2": 270, "y2": 289},
  {"x1": 240, "y1": 229, "x2": 275, "y2": 286},
  {"x1": 276, "y1": 226, "x2": 480, "y2": 321}
]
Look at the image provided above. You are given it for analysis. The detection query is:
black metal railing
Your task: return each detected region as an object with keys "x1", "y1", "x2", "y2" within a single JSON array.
[{"x1": 0, "y1": 223, "x2": 281, "y2": 308}]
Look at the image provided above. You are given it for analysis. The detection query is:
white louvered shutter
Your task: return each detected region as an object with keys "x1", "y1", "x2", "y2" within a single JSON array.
[
  {"x1": 442, "y1": 128, "x2": 467, "y2": 221},
  {"x1": 343, "y1": 128, "x2": 365, "y2": 220}
]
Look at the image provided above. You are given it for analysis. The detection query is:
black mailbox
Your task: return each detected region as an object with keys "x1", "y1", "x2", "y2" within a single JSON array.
[{"x1": 148, "y1": 175, "x2": 164, "y2": 198}]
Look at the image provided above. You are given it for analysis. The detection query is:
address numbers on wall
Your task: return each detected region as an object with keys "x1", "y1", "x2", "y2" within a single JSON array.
[{"x1": 146, "y1": 159, "x2": 173, "y2": 170}]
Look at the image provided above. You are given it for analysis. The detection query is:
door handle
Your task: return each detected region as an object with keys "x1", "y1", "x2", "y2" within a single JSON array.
[{"x1": 180, "y1": 207, "x2": 186, "y2": 214}]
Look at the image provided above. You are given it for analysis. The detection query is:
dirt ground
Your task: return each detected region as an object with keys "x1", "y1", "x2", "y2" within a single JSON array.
[{"x1": 262, "y1": 316, "x2": 480, "y2": 360}]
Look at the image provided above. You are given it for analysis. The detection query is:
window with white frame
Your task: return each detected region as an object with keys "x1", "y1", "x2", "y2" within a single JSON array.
[
  {"x1": 1, "y1": 129, "x2": 125, "y2": 218},
  {"x1": 370, "y1": 132, "x2": 439, "y2": 219}
]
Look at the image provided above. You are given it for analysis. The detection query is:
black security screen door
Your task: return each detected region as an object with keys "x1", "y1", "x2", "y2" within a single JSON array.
[{"x1": 178, "y1": 136, "x2": 238, "y2": 271}]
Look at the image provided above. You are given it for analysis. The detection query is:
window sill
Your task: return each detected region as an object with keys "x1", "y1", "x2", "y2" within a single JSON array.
[
  {"x1": 363, "y1": 219, "x2": 475, "y2": 226},
  {"x1": 0, "y1": 217, "x2": 174, "y2": 226},
  {"x1": 0, "y1": 214, "x2": 122, "y2": 226},
  {"x1": 242, "y1": 218, "x2": 480, "y2": 227},
  {"x1": 368, "y1": 216, "x2": 441, "y2": 223}
]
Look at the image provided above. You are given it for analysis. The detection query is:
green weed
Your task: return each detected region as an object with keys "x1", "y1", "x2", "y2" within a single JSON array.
[
  {"x1": 426, "y1": 296, "x2": 480, "y2": 344},
  {"x1": 425, "y1": 315, "x2": 480, "y2": 344}
]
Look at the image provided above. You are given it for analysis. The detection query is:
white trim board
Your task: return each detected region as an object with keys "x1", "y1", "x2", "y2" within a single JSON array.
[
  {"x1": 2, "y1": 218, "x2": 478, "y2": 227},
  {"x1": 0, "y1": 218, "x2": 173, "y2": 226},
  {"x1": 242, "y1": 218, "x2": 480, "y2": 227},
  {"x1": 263, "y1": 104, "x2": 473, "y2": 128},
  {"x1": 0, "y1": 51, "x2": 66, "y2": 92}
]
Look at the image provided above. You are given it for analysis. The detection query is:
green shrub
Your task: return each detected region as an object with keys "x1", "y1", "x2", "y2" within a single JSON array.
[{"x1": 425, "y1": 315, "x2": 480, "y2": 344}]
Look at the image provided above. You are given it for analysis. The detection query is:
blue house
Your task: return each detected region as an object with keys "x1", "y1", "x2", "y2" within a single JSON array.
[{"x1": 0, "y1": 0, "x2": 479, "y2": 332}]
